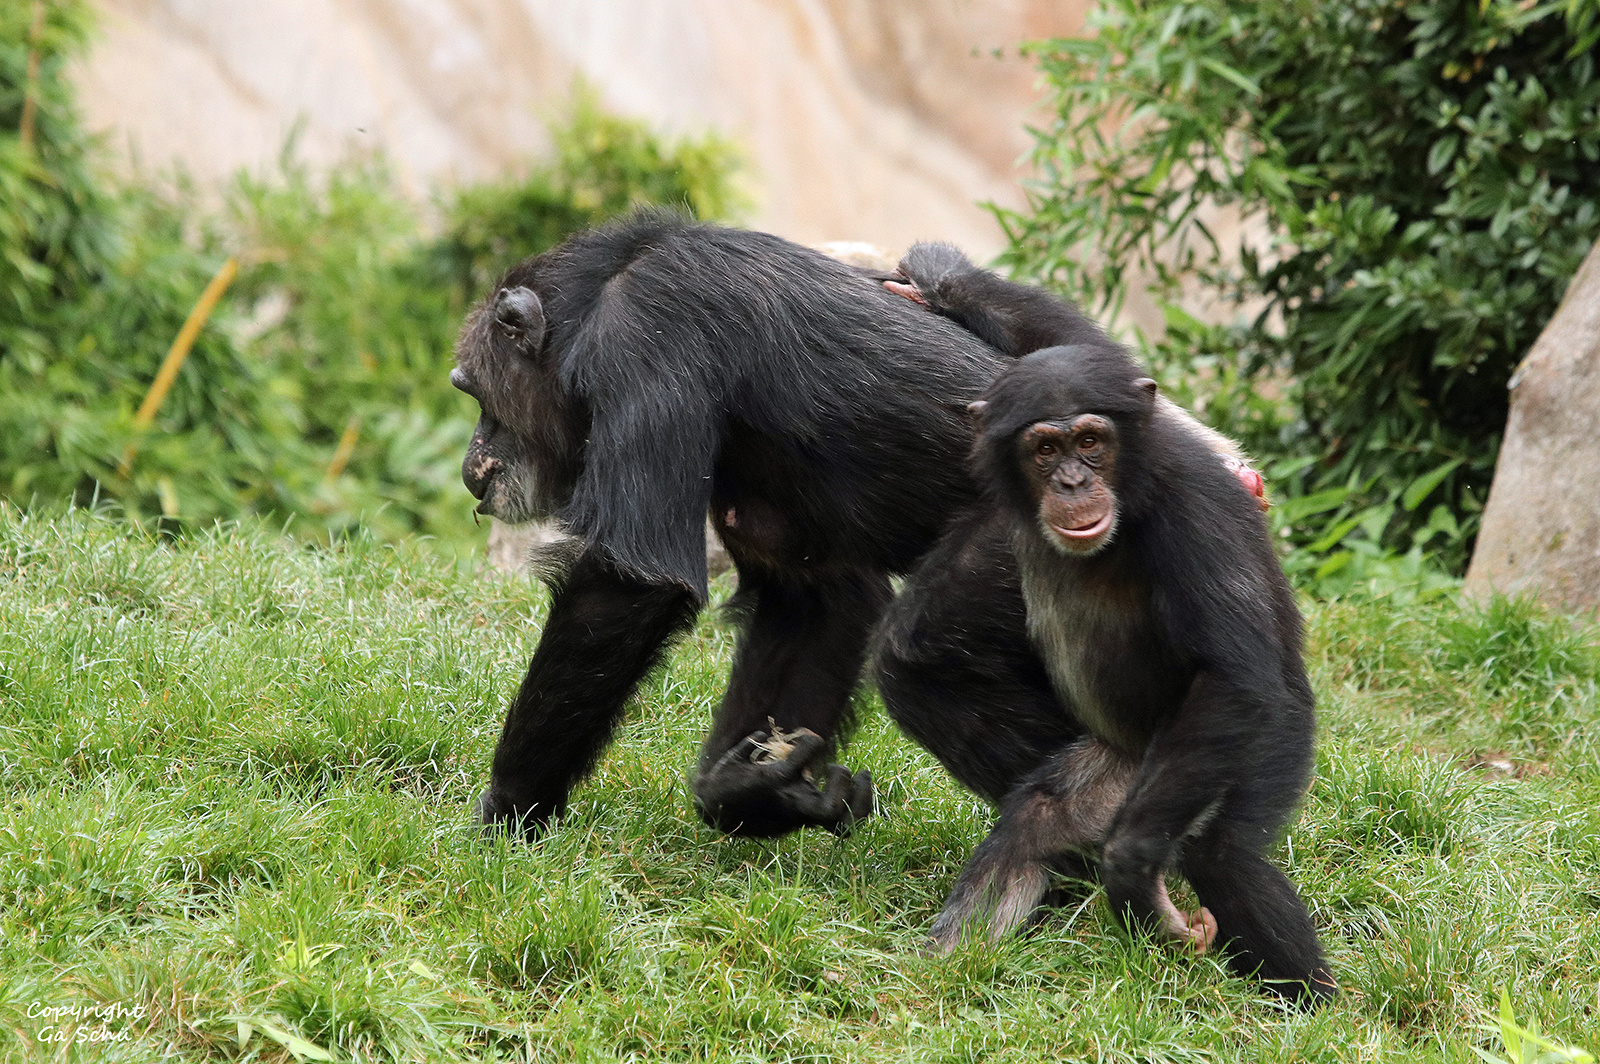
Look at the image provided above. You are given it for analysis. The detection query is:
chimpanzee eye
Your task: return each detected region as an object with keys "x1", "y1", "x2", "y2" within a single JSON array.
[
  {"x1": 1036, "y1": 441, "x2": 1058, "y2": 458},
  {"x1": 1078, "y1": 435, "x2": 1098, "y2": 451}
]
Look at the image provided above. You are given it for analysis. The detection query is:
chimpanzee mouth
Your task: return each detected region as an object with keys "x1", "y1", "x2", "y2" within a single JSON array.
[
  {"x1": 462, "y1": 452, "x2": 502, "y2": 503},
  {"x1": 1052, "y1": 511, "x2": 1113, "y2": 541},
  {"x1": 1042, "y1": 495, "x2": 1117, "y2": 553}
]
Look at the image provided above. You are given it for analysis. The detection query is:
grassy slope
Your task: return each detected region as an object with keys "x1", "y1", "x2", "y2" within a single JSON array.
[{"x1": 0, "y1": 507, "x2": 1596, "y2": 1063}]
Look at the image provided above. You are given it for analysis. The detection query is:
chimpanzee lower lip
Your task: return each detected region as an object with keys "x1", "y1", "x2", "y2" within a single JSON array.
[
  {"x1": 463, "y1": 453, "x2": 501, "y2": 500},
  {"x1": 1053, "y1": 512, "x2": 1113, "y2": 540},
  {"x1": 471, "y1": 467, "x2": 498, "y2": 508}
]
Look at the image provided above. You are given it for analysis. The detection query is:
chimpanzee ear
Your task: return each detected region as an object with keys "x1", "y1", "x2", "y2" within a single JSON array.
[
  {"x1": 495, "y1": 286, "x2": 546, "y2": 356},
  {"x1": 965, "y1": 399, "x2": 990, "y2": 424},
  {"x1": 1135, "y1": 378, "x2": 1158, "y2": 401}
]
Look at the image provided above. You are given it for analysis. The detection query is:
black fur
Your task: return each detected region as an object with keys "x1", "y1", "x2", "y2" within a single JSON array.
[
  {"x1": 452, "y1": 212, "x2": 1004, "y2": 837},
  {"x1": 874, "y1": 258, "x2": 1335, "y2": 1006}
]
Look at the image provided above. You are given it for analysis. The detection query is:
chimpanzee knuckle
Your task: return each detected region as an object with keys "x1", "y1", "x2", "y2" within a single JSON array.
[
  {"x1": 898, "y1": 242, "x2": 971, "y2": 291},
  {"x1": 784, "y1": 729, "x2": 829, "y2": 765},
  {"x1": 733, "y1": 731, "x2": 770, "y2": 757},
  {"x1": 695, "y1": 763, "x2": 866, "y2": 834},
  {"x1": 847, "y1": 769, "x2": 874, "y2": 820},
  {"x1": 812, "y1": 771, "x2": 873, "y2": 835},
  {"x1": 475, "y1": 787, "x2": 552, "y2": 839},
  {"x1": 773, "y1": 779, "x2": 828, "y2": 817},
  {"x1": 787, "y1": 784, "x2": 851, "y2": 833},
  {"x1": 692, "y1": 764, "x2": 750, "y2": 806},
  {"x1": 751, "y1": 745, "x2": 819, "y2": 785},
  {"x1": 707, "y1": 739, "x2": 757, "y2": 776},
  {"x1": 739, "y1": 756, "x2": 798, "y2": 790},
  {"x1": 818, "y1": 762, "x2": 852, "y2": 795}
]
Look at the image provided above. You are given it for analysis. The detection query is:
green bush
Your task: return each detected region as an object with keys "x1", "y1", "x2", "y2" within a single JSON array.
[
  {"x1": 1, "y1": 1, "x2": 107, "y2": 344},
  {"x1": 430, "y1": 89, "x2": 747, "y2": 302},
  {"x1": 0, "y1": 6, "x2": 742, "y2": 548},
  {"x1": 999, "y1": 0, "x2": 1600, "y2": 589},
  {"x1": 2, "y1": 0, "x2": 291, "y2": 526}
]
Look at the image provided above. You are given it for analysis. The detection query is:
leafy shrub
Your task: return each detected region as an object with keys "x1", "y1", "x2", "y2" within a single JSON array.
[
  {"x1": 430, "y1": 88, "x2": 746, "y2": 301},
  {"x1": 2, "y1": 1, "x2": 296, "y2": 526},
  {"x1": 0, "y1": 6, "x2": 741, "y2": 548},
  {"x1": 1, "y1": 1, "x2": 108, "y2": 349},
  {"x1": 999, "y1": 0, "x2": 1600, "y2": 587}
]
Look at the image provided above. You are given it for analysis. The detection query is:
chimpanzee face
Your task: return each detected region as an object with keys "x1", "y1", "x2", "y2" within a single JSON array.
[
  {"x1": 450, "y1": 284, "x2": 580, "y2": 525},
  {"x1": 1019, "y1": 413, "x2": 1121, "y2": 556}
]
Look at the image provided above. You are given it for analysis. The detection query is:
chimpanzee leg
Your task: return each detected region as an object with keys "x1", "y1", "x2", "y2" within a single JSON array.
[
  {"x1": 877, "y1": 512, "x2": 1151, "y2": 947},
  {"x1": 1179, "y1": 826, "x2": 1337, "y2": 1006},
  {"x1": 1100, "y1": 673, "x2": 1331, "y2": 1006},
  {"x1": 692, "y1": 568, "x2": 889, "y2": 837},
  {"x1": 888, "y1": 723, "x2": 1209, "y2": 954},
  {"x1": 478, "y1": 551, "x2": 700, "y2": 836},
  {"x1": 875, "y1": 511, "x2": 1080, "y2": 804},
  {"x1": 926, "y1": 739, "x2": 1134, "y2": 950}
]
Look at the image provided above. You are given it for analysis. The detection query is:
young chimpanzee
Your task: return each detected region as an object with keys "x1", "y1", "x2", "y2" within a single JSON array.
[{"x1": 875, "y1": 251, "x2": 1334, "y2": 1006}]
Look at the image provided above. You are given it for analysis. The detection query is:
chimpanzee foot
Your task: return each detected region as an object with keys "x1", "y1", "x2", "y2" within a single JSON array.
[
  {"x1": 693, "y1": 727, "x2": 873, "y2": 838},
  {"x1": 1153, "y1": 878, "x2": 1217, "y2": 953},
  {"x1": 926, "y1": 839, "x2": 1053, "y2": 954},
  {"x1": 474, "y1": 785, "x2": 559, "y2": 840}
]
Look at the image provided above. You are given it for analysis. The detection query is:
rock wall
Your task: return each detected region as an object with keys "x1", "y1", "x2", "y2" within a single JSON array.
[{"x1": 74, "y1": 0, "x2": 1090, "y2": 258}]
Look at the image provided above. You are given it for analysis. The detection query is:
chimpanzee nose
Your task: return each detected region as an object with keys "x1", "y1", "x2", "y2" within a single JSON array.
[{"x1": 496, "y1": 286, "x2": 540, "y2": 337}]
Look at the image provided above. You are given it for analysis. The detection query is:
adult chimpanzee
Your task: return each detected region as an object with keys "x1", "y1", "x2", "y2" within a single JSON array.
[
  {"x1": 450, "y1": 212, "x2": 1016, "y2": 840},
  {"x1": 874, "y1": 252, "x2": 1334, "y2": 1006}
]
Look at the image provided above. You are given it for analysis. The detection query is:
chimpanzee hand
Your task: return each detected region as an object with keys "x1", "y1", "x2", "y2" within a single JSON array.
[
  {"x1": 694, "y1": 727, "x2": 873, "y2": 838},
  {"x1": 883, "y1": 276, "x2": 928, "y2": 306},
  {"x1": 475, "y1": 786, "x2": 560, "y2": 840}
]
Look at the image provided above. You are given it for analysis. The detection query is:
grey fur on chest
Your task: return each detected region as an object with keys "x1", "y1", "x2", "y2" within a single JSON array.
[{"x1": 1016, "y1": 536, "x2": 1154, "y2": 752}]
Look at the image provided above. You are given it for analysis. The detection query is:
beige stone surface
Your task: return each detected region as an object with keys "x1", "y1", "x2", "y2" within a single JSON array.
[
  {"x1": 75, "y1": 0, "x2": 1090, "y2": 257},
  {"x1": 1465, "y1": 242, "x2": 1600, "y2": 614}
]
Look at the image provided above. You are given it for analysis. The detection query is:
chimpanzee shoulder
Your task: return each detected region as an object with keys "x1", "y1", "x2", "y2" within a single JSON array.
[{"x1": 1107, "y1": 410, "x2": 1302, "y2": 674}]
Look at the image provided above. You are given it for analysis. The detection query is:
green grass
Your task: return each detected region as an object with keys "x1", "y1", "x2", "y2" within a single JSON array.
[{"x1": 1, "y1": 505, "x2": 1597, "y2": 1062}]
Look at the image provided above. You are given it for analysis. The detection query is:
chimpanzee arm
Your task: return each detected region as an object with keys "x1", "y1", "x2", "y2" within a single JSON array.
[
  {"x1": 1099, "y1": 672, "x2": 1251, "y2": 932},
  {"x1": 560, "y1": 293, "x2": 726, "y2": 600},
  {"x1": 477, "y1": 550, "x2": 700, "y2": 836},
  {"x1": 886, "y1": 246, "x2": 1268, "y2": 505},
  {"x1": 480, "y1": 306, "x2": 721, "y2": 833},
  {"x1": 888, "y1": 243, "x2": 1111, "y2": 358}
]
